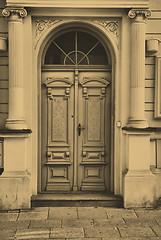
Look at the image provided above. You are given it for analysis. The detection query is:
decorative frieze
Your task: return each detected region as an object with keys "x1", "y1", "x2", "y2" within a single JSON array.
[
  {"x1": 93, "y1": 20, "x2": 118, "y2": 37},
  {"x1": 35, "y1": 19, "x2": 62, "y2": 37},
  {"x1": 34, "y1": 18, "x2": 119, "y2": 47}
]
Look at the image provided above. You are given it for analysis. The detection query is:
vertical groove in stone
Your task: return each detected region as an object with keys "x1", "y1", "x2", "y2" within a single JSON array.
[
  {"x1": 9, "y1": 19, "x2": 23, "y2": 88},
  {"x1": 131, "y1": 21, "x2": 145, "y2": 88}
]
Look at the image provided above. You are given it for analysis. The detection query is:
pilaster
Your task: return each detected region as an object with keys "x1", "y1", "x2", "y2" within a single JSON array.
[
  {"x1": 127, "y1": 9, "x2": 151, "y2": 128},
  {"x1": 123, "y1": 128, "x2": 156, "y2": 208},
  {"x1": 2, "y1": 7, "x2": 27, "y2": 129},
  {"x1": 0, "y1": 130, "x2": 31, "y2": 210}
]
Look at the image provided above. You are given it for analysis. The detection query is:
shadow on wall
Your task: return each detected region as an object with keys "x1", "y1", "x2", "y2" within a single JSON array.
[{"x1": 0, "y1": 168, "x2": 4, "y2": 175}]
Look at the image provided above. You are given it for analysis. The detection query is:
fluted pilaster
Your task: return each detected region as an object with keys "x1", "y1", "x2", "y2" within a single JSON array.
[
  {"x1": 2, "y1": 7, "x2": 27, "y2": 129},
  {"x1": 127, "y1": 9, "x2": 151, "y2": 128}
]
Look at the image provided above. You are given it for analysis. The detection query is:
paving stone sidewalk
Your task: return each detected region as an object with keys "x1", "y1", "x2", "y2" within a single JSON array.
[{"x1": 0, "y1": 207, "x2": 161, "y2": 240}]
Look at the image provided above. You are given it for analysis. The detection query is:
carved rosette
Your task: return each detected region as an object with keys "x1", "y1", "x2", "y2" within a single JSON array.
[
  {"x1": 2, "y1": 7, "x2": 27, "y2": 18},
  {"x1": 128, "y1": 9, "x2": 151, "y2": 20}
]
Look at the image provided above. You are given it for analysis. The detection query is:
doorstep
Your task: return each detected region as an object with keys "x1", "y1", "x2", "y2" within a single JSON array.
[{"x1": 31, "y1": 192, "x2": 123, "y2": 208}]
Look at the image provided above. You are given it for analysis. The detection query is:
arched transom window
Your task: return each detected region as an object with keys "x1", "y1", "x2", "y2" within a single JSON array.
[{"x1": 44, "y1": 31, "x2": 109, "y2": 66}]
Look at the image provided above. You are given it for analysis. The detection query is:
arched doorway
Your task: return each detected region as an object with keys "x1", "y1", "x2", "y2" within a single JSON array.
[{"x1": 40, "y1": 29, "x2": 112, "y2": 192}]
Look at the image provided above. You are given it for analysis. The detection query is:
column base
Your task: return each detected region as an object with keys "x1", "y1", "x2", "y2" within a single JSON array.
[
  {"x1": 127, "y1": 119, "x2": 148, "y2": 128},
  {"x1": 123, "y1": 170, "x2": 156, "y2": 208},
  {"x1": 6, "y1": 119, "x2": 27, "y2": 130},
  {"x1": 0, "y1": 171, "x2": 31, "y2": 210}
]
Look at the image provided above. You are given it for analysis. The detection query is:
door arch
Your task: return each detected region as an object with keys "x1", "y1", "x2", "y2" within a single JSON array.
[{"x1": 40, "y1": 28, "x2": 112, "y2": 192}]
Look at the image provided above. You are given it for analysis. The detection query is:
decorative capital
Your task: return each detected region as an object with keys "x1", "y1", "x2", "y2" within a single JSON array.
[
  {"x1": 2, "y1": 7, "x2": 27, "y2": 18},
  {"x1": 128, "y1": 9, "x2": 151, "y2": 19}
]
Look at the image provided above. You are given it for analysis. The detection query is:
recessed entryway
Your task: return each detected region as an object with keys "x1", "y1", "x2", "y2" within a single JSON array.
[{"x1": 40, "y1": 29, "x2": 112, "y2": 193}]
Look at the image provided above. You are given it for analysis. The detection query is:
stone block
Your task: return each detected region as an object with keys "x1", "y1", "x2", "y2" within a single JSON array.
[
  {"x1": 49, "y1": 207, "x2": 77, "y2": 219},
  {"x1": 0, "y1": 220, "x2": 30, "y2": 229},
  {"x1": 62, "y1": 219, "x2": 94, "y2": 228},
  {"x1": 123, "y1": 172, "x2": 156, "y2": 208},
  {"x1": 0, "y1": 229, "x2": 16, "y2": 239},
  {"x1": 0, "y1": 212, "x2": 19, "y2": 221},
  {"x1": 15, "y1": 229, "x2": 50, "y2": 239},
  {"x1": 104, "y1": 208, "x2": 137, "y2": 218},
  {"x1": 84, "y1": 227, "x2": 120, "y2": 238},
  {"x1": 29, "y1": 220, "x2": 61, "y2": 228},
  {"x1": 18, "y1": 211, "x2": 48, "y2": 221},
  {"x1": 50, "y1": 228, "x2": 84, "y2": 238},
  {"x1": 94, "y1": 218, "x2": 126, "y2": 227},
  {"x1": 0, "y1": 171, "x2": 31, "y2": 210},
  {"x1": 118, "y1": 226, "x2": 156, "y2": 238},
  {"x1": 77, "y1": 207, "x2": 107, "y2": 219}
]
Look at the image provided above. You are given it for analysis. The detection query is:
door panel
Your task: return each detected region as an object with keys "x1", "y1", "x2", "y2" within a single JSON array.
[
  {"x1": 78, "y1": 72, "x2": 111, "y2": 191},
  {"x1": 41, "y1": 71, "x2": 111, "y2": 192},
  {"x1": 41, "y1": 72, "x2": 74, "y2": 191}
]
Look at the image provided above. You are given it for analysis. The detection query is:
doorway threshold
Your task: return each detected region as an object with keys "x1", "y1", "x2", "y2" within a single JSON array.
[{"x1": 31, "y1": 192, "x2": 123, "y2": 208}]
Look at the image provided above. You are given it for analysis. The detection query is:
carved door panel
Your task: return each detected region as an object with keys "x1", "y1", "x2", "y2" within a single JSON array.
[
  {"x1": 78, "y1": 72, "x2": 111, "y2": 191},
  {"x1": 41, "y1": 72, "x2": 74, "y2": 191}
]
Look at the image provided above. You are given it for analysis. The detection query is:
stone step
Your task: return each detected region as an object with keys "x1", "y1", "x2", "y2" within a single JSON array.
[{"x1": 31, "y1": 192, "x2": 123, "y2": 208}]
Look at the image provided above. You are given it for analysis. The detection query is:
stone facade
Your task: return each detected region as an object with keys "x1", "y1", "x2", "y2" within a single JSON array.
[{"x1": 0, "y1": 0, "x2": 161, "y2": 210}]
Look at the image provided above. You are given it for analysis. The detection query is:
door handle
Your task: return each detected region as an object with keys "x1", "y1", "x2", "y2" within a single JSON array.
[{"x1": 78, "y1": 124, "x2": 85, "y2": 136}]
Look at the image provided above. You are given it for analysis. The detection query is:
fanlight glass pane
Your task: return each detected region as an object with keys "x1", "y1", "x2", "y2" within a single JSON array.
[{"x1": 44, "y1": 31, "x2": 108, "y2": 65}]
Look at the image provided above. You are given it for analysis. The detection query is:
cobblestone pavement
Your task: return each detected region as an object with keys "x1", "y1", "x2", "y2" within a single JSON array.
[{"x1": 0, "y1": 207, "x2": 161, "y2": 240}]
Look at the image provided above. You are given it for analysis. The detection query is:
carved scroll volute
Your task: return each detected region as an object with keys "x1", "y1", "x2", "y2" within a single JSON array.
[
  {"x1": 2, "y1": 7, "x2": 27, "y2": 19},
  {"x1": 128, "y1": 9, "x2": 151, "y2": 20}
]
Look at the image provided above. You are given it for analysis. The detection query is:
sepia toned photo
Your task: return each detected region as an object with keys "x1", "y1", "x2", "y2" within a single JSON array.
[{"x1": 0, "y1": 0, "x2": 161, "y2": 239}]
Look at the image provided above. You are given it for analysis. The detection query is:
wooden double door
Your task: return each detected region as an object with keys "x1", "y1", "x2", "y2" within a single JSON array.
[{"x1": 41, "y1": 69, "x2": 111, "y2": 192}]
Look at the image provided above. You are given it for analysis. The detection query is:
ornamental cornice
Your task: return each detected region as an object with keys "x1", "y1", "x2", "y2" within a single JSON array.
[
  {"x1": 128, "y1": 9, "x2": 151, "y2": 19},
  {"x1": 5, "y1": 0, "x2": 149, "y2": 9},
  {"x1": 2, "y1": 7, "x2": 27, "y2": 18}
]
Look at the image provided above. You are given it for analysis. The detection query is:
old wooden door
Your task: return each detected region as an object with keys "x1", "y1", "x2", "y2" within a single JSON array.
[
  {"x1": 40, "y1": 30, "x2": 111, "y2": 192},
  {"x1": 41, "y1": 70, "x2": 111, "y2": 192}
]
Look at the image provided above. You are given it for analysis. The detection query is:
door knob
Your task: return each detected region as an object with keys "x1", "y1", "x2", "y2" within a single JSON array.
[{"x1": 78, "y1": 124, "x2": 85, "y2": 136}]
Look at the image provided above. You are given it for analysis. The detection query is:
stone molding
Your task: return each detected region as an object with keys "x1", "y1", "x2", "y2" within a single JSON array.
[
  {"x1": 2, "y1": 7, "x2": 27, "y2": 18},
  {"x1": 35, "y1": 19, "x2": 118, "y2": 38},
  {"x1": 128, "y1": 9, "x2": 151, "y2": 19}
]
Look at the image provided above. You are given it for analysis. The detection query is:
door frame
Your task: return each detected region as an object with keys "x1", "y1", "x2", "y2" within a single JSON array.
[{"x1": 34, "y1": 19, "x2": 121, "y2": 195}]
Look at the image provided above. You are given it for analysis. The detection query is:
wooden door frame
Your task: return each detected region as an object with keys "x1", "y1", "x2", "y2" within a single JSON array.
[{"x1": 35, "y1": 19, "x2": 120, "y2": 195}]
